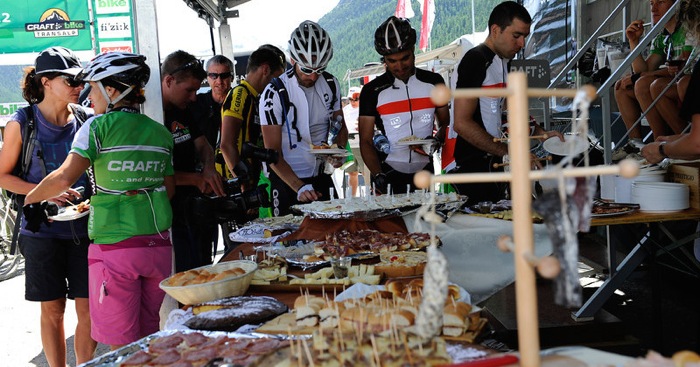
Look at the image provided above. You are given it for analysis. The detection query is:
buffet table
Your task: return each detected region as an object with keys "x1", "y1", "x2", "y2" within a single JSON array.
[{"x1": 223, "y1": 213, "x2": 553, "y2": 306}]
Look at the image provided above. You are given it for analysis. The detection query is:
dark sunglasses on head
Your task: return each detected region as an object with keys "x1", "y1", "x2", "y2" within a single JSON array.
[
  {"x1": 298, "y1": 64, "x2": 326, "y2": 75},
  {"x1": 207, "y1": 72, "x2": 232, "y2": 80},
  {"x1": 58, "y1": 75, "x2": 83, "y2": 88},
  {"x1": 170, "y1": 59, "x2": 203, "y2": 76}
]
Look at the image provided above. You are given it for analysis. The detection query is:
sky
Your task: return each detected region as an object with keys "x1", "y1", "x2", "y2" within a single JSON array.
[{"x1": 155, "y1": 0, "x2": 340, "y2": 58}]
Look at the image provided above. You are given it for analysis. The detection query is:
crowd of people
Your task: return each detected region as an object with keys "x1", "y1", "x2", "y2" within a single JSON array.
[{"x1": 3, "y1": 0, "x2": 700, "y2": 364}]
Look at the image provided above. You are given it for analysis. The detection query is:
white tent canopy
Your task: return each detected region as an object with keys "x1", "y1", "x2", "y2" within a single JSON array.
[{"x1": 343, "y1": 31, "x2": 486, "y2": 81}]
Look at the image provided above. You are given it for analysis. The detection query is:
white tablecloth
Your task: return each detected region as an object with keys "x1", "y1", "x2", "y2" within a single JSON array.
[{"x1": 403, "y1": 212, "x2": 553, "y2": 304}]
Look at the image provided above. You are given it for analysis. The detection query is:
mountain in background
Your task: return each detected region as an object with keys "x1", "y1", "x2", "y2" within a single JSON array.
[
  {"x1": 0, "y1": 65, "x2": 26, "y2": 103},
  {"x1": 319, "y1": 0, "x2": 504, "y2": 93}
]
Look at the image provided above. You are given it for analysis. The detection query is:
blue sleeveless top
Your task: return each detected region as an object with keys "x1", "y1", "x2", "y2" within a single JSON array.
[{"x1": 11, "y1": 105, "x2": 90, "y2": 239}]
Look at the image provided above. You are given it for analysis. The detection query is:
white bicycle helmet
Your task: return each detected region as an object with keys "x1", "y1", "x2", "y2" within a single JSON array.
[
  {"x1": 77, "y1": 52, "x2": 150, "y2": 112},
  {"x1": 374, "y1": 16, "x2": 417, "y2": 56},
  {"x1": 288, "y1": 20, "x2": 333, "y2": 69}
]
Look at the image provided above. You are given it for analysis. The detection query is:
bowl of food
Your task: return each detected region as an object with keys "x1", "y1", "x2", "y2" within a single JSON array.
[{"x1": 159, "y1": 260, "x2": 258, "y2": 305}]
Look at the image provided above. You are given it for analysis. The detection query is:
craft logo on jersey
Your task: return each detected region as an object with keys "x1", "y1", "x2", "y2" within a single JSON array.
[{"x1": 25, "y1": 8, "x2": 86, "y2": 38}]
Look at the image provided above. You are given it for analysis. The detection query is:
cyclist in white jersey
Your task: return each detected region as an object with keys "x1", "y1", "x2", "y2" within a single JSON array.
[
  {"x1": 25, "y1": 52, "x2": 175, "y2": 349},
  {"x1": 259, "y1": 21, "x2": 348, "y2": 216},
  {"x1": 359, "y1": 16, "x2": 450, "y2": 195}
]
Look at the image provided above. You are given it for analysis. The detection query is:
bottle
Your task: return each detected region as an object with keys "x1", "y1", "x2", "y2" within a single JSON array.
[
  {"x1": 373, "y1": 130, "x2": 390, "y2": 154},
  {"x1": 327, "y1": 115, "x2": 343, "y2": 145}
]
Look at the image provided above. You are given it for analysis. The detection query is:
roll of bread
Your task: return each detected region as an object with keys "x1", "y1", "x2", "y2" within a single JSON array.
[
  {"x1": 385, "y1": 279, "x2": 405, "y2": 298},
  {"x1": 210, "y1": 267, "x2": 246, "y2": 282},
  {"x1": 167, "y1": 270, "x2": 197, "y2": 286},
  {"x1": 390, "y1": 309, "x2": 415, "y2": 328},
  {"x1": 294, "y1": 295, "x2": 326, "y2": 327},
  {"x1": 442, "y1": 301, "x2": 472, "y2": 337},
  {"x1": 447, "y1": 284, "x2": 461, "y2": 300},
  {"x1": 319, "y1": 301, "x2": 346, "y2": 328}
]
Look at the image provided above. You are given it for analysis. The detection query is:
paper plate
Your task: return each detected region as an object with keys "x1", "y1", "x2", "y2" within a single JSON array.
[
  {"x1": 49, "y1": 205, "x2": 90, "y2": 222},
  {"x1": 395, "y1": 139, "x2": 434, "y2": 146},
  {"x1": 309, "y1": 148, "x2": 348, "y2": 156},
  {"x1": 542, "y1": 135, "x2": 588, "y2": 156}
]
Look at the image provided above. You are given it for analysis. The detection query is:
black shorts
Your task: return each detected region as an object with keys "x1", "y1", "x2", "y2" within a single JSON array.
[
  {"x1": 19, "y1": 235, "x2": 90, "y2": 301},
  {"x1": 269, "y1": 171, "x2": 336, "y2": 217},
  {"x1": 452, "y1": 154, "x2": 508, "y2": 206}
]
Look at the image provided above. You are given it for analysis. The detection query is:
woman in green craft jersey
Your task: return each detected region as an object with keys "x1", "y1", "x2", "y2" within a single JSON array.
[{"x1": 25, "y1": 52, "x2": 176, "y2": 350}]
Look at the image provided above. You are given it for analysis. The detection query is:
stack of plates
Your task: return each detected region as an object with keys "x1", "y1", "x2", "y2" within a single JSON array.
[
  {"x1": 614, "y1": 170, "x2": 665, "y2": 203},
  {"x1": 631, "y1": 182, "x2": 689, "y2": 212}
]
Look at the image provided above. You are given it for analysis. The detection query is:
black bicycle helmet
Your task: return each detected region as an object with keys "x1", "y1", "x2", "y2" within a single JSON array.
[
  {"x1": 288, "y1": 20, "x2": 333, "y2": 69},
  {"x1": 374, "y1": 16, "x2": 417, "y2": 56}
]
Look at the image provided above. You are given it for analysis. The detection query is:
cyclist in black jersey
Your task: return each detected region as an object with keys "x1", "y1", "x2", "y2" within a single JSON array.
[
  {"x1": 452, "y1": 2, "x2": 563, "y2": 205},
  {"x1": 358, "y1": 16, "x2": 450, "y2": 195}
]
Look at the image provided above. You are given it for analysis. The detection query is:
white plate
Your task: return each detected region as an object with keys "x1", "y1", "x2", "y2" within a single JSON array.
[
  {"x1": 542, "y1": 135, "x2": 588, "y2": 156},
  {"x1": 49, "y1": 205, "x2": 90, "y2": 221},
  {"x1": 395, "y1": 139, "x2": 434, "y2": 146},
  {"x1": 309, "y1": 148, "x2": 348, "y2": 156}
]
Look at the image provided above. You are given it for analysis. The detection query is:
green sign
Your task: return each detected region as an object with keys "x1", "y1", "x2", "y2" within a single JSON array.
[{"x1": 0, "y1": 0, "x2": 92, "y2": 53}]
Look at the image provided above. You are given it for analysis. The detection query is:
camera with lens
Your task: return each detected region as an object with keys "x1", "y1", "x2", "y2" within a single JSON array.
[
  {"x1": 190, "y1": 178, "x2": 270, "y2": 224},
  {"x1": 231, "y1": 143, "x2": 279, "y2": 185}
]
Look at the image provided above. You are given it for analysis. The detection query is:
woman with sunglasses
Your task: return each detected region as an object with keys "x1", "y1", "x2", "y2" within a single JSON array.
[
  {"x1": 259, "y1": 20, "x2": 348, "y2": 216},
  {"x1": 0, "y1": 46, "x2": 96, "y2": 366}
]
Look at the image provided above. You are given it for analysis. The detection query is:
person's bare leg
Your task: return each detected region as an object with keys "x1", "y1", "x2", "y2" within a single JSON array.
[
  {"x1": 650, "y1": 77, "x2": 688, "y2": 135},
  {"x1": 636, "y1": 75, "x2": 670, "y2": 140},
  {"x1": 348, "y1": 172, "x2": 358, "y2": 197},
  {"x1": 614, "y1": 79, "x2": 643, "y2": 140},
  {"x1": 40, "y1": 299, "x2": 67, "y2": 367},
  {"x1": 74, "y1": 298, "x2": 97, "y2": 364}
]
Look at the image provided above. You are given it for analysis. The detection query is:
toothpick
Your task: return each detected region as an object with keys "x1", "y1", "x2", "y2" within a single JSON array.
[
  {"x1": 402, "y1": 333, "x2": 414, "y2": 365},
  {"x1": 302, "y1": 339, "x2": 315, "y2": 367},
  {"x1": 370, "y1": 333, "x2": 381, "y2": 367}
]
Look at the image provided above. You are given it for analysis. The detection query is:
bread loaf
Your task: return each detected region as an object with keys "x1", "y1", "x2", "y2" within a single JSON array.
[{"x1": 185, "y1": 296, "x2": 288, "y2": 331}]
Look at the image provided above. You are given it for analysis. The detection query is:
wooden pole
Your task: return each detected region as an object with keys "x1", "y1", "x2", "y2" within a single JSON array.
[{"x1": 507, "y1": 72, "x2": 540, "y2": 367}]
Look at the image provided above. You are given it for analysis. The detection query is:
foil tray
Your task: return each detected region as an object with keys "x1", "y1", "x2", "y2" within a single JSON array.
[
  {"x1": 291, "y1": 193, "x2": 467, "y2": 220},
  {"x1": 79, "y1": 329, "x2": 296, "y2": 367}
]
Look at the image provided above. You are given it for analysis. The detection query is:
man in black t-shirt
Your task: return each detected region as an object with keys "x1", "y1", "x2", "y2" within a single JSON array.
[
  {"x1": 161, "y1": 50, "x2": 225, "y2": 272},
  {"x1": 190, "y1": 55, "x2": 234, "y2": 259},
  {"x1": 452, "y1": 2, "x2": 560, "y2": 205}
]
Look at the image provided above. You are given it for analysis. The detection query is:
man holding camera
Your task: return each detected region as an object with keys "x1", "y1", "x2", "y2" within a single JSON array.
[
  {"x1": 221, "y1": 45, "x2": 286, "y2": 188},
  {"x1": 161, "y1": 50, "x2": 225, "y2": 272}
]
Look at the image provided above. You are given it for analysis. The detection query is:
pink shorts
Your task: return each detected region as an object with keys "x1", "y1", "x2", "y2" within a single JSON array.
[{"x1": 88, "y1": 233, "x2": 172, "y2": 345}]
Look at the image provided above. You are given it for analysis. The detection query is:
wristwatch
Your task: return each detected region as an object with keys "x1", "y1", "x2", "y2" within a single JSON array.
[{"x1": 658, "y1": 142, "x2": 668, "y2": 158}]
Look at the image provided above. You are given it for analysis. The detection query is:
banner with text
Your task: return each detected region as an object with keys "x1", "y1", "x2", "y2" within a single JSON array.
[
  {"x1": 91, "y1": 0, "x2": 135, "y2": 53},
  {"x1": 0, "y1": 0, "x2": 92, "y2": 53}
]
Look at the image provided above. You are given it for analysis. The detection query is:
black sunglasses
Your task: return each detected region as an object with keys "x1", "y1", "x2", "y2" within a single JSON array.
[
  {"x1": 170, "y1": 59, "x2": 203, "y2": 76},
  {"x1": 207, "y1": 72, "x2": 232, "y2": 80},
  {"x1": 58, "y1": 75, "x2": 83, "y2": 88}
]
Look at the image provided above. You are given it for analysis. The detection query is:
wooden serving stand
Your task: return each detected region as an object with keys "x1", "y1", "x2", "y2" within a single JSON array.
[{"x1": 416, "y1": 73, "x2": 639, "y2": 367}]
